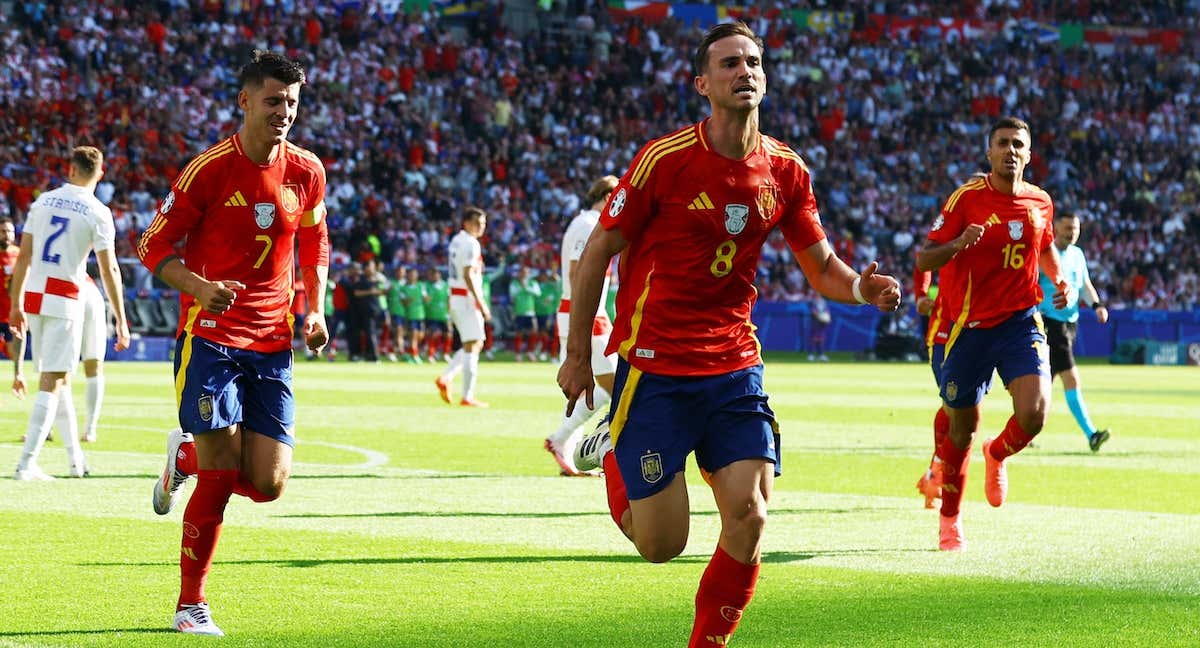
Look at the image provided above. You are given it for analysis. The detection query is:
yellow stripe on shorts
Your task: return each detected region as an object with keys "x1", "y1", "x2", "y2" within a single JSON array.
[{"x1": 608, "y1": 365, "x2": 643, "y2": 448}]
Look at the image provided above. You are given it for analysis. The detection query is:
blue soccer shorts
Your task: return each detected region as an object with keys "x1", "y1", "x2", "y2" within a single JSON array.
[
  {"x1": 174, "y1": 332, "x2": 296, "y2": 445},
  {"x1": 607, "y1": 358, "x2": 780, "y2": 501},
  {"x1": 937, "y1": 307, "x2": 1049, "y2": 408}
]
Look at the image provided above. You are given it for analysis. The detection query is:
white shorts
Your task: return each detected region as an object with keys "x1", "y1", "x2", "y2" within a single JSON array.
[
  {"x1": 449, "y1": 296, "x2": 485, "y2": 343},
  {"x1": 557, "y1": 312, "x2": 616, "y2": 376},
  {"x1": 28, "y1": 314, "x2": 83, "y2": 374},
  {"x1": 81, "y1": 292, "x2": 107, "y2": 362}
]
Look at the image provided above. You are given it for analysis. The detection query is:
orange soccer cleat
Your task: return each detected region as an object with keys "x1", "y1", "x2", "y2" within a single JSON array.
[
  {"x1": 434, "y1": 376, "x2": 452, "y2": 404},
  {"x1": 939, "y1": 513, "x2": 965, "y2": 551},
  {"x1": 916, "y1": 462, "x2": 943, "y2": 509},
  {"x1": 459, "y1": 398, "x2": 490, "y2": 408},
  {"x1": 982, "y1": 438, "x2": 1008, "y2": 507}
]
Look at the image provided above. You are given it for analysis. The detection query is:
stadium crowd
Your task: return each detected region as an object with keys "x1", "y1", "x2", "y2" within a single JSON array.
[{"x1": 1, "y1": 0, "x2": 1198, "y2": 346}]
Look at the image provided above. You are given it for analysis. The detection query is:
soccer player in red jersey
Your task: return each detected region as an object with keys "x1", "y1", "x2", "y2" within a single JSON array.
[
  {"x1": 0, "y1": 218, "x2": 21, "y2": 387},
  {"x1": 137, "y1": 50, "x2": 329, "y2": 636},
  {"x1": 917, "y1": 117, "x2": 1073, "y2": 551},
  {"x1": 559, "y1": 22, "x2": 901, "y2": 646}
]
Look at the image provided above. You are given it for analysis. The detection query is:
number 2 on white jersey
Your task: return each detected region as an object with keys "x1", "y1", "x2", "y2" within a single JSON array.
[{"x1": 41, "y1": 215, "x2": 69, "y2": 265}]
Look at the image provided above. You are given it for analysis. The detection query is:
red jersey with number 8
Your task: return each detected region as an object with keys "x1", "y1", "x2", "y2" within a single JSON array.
[
  {"x1": 926, "y1": 175, "x2": 1054, "y2": 333},
  {"x1": 138, "y1": 134, "x2": 328, "y2": 353},
  {"x1": 601, "y1": 120, "x2": 825, "y2": 376}
]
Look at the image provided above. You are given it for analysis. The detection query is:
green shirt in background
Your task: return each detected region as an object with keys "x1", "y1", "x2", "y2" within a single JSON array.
[
  {"x1": 425, "y1": 279, "x2": 450, "y2": 322},
  {"x1": 387, "y1": 278, "x2": 406, "y2": 315},
  {"x1": 403, "y1": 282, "x2": 427, "y2": 320},
  {"x1": 509, "y1": 278, "x2": 541, "y2": 316},
  {"x1": 605, "y1": 284, "x2": 618, "y2": 322},
  {"x1": 536, "y1": 277, "x2": 561, "y2": 318}
]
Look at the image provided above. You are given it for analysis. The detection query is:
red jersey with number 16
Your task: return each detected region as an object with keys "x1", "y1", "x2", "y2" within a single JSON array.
[
  {"x1": 926, "y1": 175, "x2": 1054, "y2": 334},
  {"x1": 138, "y1": 134, "x2": 328, "y2": 353},
  {"x1": 601, "y1": 120, "x2": 825, "y2": 376}
]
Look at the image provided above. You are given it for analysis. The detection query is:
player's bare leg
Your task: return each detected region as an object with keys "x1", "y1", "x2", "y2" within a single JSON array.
[
  {"x1": 689, "y1": 459, "x2": 771, "y2": 647},
  {"x1": 983, "y1": 374, "x2": 1049, "y2": 507},
  {"x1": 626, "y1": 472, "x2": 691, "y2": 563}
]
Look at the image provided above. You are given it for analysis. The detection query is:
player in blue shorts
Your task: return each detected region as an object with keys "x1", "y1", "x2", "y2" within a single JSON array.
[{"x1": 560, "y1": 22, "x2": 901, "y2": 646}]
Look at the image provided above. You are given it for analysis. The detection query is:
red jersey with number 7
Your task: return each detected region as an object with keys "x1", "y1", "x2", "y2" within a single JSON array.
[
  {"x1": 601, "y1": 120, "x2": 825, "y2": 376},
  {"x1": 137, "y1": 134, "x2": 329, "y2": 353},
  {"x1": 926, "y1": 175, "x2": 1054, "y2": 333}
]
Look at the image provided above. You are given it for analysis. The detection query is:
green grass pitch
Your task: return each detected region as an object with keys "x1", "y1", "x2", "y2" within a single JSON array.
[{"x1": 0, "y1": 356, "x2": 1196, "y2": 647}]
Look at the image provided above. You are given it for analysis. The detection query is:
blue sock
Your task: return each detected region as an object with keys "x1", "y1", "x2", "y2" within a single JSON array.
[{"x1": 1065, "y1": 389, "x2": 1097, "y2": 439}]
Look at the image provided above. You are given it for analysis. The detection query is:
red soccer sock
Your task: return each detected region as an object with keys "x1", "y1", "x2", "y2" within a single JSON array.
[
  {"x1": 513, "y1": 334, "x2": 524, "y2": 355},
  {"x1": 602, "y1": 451, "x2": 630, "y2": 533},
  {"x1": 937, "y1": 436, "x2": 971, "y2": 518},
  {"x1": 688, "y1": 545, "x2": 760, "y2": 648},
  {"x1": 443, "y1": 334, "x2": 453, "y2": 355},
  {"x1": 177, "y1": 439, "x2": 198, "y2": 475},
  {"x1": 427, "y1": 333, "x2": 440, "y2": 358},
  {"x1": 232, "y1": 474, "x2": 278, "y2": 503},
  {"x1": 179, "y1": 470, "x2": 236, "y2": 609},
  {"x1": 932, "y1": 407, "x2": 950, "y2": 463},
  {"x1": 990, "y1": 415, "x2": 1035, "y2": 461}
]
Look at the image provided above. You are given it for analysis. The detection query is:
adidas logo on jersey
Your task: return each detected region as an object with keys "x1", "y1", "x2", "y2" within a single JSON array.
[
  {"x1": 687, "y1": 192, "x2": 715, "y2": 210},
  {"x1": 224, "y1": 191, "x2": 247, "y2": 207}
]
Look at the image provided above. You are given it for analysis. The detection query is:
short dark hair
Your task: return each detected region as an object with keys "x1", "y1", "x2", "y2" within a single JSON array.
[
  {"x1": 70, "y1": 146, "x2": 104, "y2": 178},
  {"x1": 0, "y1": 217, "x2": 13, "y2": 227},
  {"x1": 693, "y1": 21, "x2": 763, "y2": 76},
  {"x1": 239, "y1": 49, "x2": 306, "y2": 88},
  {"x1": 988, "y1": 116, "x2": 1031, "y2": 144},
  {"x1": 1055, "y1": 211, "x2": 1080, "y2": 222},
  {"x1": 462, "y1": 206, "x2": 486, "y2": 225}
]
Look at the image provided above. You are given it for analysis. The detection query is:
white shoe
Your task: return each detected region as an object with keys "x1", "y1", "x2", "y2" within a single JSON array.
[
  {"x1": 14, "y1": 466, "x2": 55, "y2": 481},
  {"x1": 173, "y1": 603, "x2": 224, "y2": 636},
  {"x1": 545, "y1": 435, "x2": 581, "y2": 476},
  {"x1": 573, "y1": 420, "x2": 612, "y2": 473},
  {"x1": 82, "y1": 432, "x2": 97, "y2": 443},
  {"x1": 69, "y1": 463, "x2": 90, "y2": 478},
  {"x1": 153, "y1": 428, "x2": 194, "y2": 515}
]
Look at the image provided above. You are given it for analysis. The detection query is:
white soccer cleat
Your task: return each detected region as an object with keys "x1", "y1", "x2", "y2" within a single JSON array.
[
  {"x1": 82, "y1": 432, "x2": 97, "y2": 443},
  {"x1": 573, "y1": 420, "x2": 612, "y2": 473},
  {"x1": 153, "y1": 428, "x2": 194, "y2": 515},
  {"x1": 14, "y1": 466, "x2": 55, "y2": 481},
  {"x1": 173, "y1": 603, "x2": 224, "y2": 636},
  {"x1": 68, "y1": 463, "x2": 90, "y2": 478}
]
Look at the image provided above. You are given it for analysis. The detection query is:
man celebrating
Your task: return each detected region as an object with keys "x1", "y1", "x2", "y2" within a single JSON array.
[
  {"x1": 11, "y1": 146, "x2": 130, "y2": 480},
  {"x1": 917, "y1": 116, "x2": 1072, "y2": 551},
  {"x1": 138, "y1": 50, "x2": 329, "y2": 636},
  {"x1": 560, "y1": 22, "x2": 900, "y2": 647}
]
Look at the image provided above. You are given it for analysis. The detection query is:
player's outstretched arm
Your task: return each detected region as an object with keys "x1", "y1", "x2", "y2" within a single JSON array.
[
  {"x1": 558, "y1": 223, "x2": 625, "y2": 415},
  {"x1": 96, "y1": 248, "x2": 130, "y2": 352},
  {"x1": 796, "y1": 240, "x2": 901, "y2": 311}
]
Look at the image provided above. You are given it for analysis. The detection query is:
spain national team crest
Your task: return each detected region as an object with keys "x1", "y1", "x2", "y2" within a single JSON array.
[
  {"x1": 640, "y1": 451, "x2": 664, "y2": 484},
  {"x1": 756, "y1": 184, "x2": 778, "y2": 220},
  {"x1": 254, "y1": 203, "x2": 276, "y2": 229},
  {"x1": 198, "y1": 394, "x2": 213, "y2": 422},
  {"x1": 281, "y1": 184, "x2": 301, "y2": 215},
  {"x1": 945, "y1": 382, "x2": 958, "y2": 402},
  {"x1": 1008, "y1": 220, "x2": 1024, "y2": 240},
  {"x1": 724, "y1": 204, "x2": 750, "y2": 236}
]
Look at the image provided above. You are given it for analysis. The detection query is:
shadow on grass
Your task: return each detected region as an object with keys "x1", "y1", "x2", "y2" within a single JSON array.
[
  {"x1": 83, "y1": 553, "x2": 676, "y2": 568},
  {"x1": 0, "y1": 628, "x2": 173, "y2": 638},
  {"x1": 277, "y1": 510, "x2": 604, "y2": 519}
]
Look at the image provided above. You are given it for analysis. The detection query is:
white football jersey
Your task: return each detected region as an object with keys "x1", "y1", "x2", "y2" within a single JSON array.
[
  {"x1": 22, "y1": 184, "x2": 114, "y2": 320},
  {"x1": 560, "y1": 209, "x2": 609, "y2": 314},
  {"x1": 447, "y1": 230, "x2": 482, "y2": 292}
]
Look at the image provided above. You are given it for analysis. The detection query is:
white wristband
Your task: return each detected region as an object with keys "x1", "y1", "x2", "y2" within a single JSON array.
[{"x1": 851, "y1": 276, "x2": 868, "y2": 305}]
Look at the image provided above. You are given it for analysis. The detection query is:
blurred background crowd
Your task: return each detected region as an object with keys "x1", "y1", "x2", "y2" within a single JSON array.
[{"x1": 2, "y1": 0, "x2": 1198, "y2": 347}]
